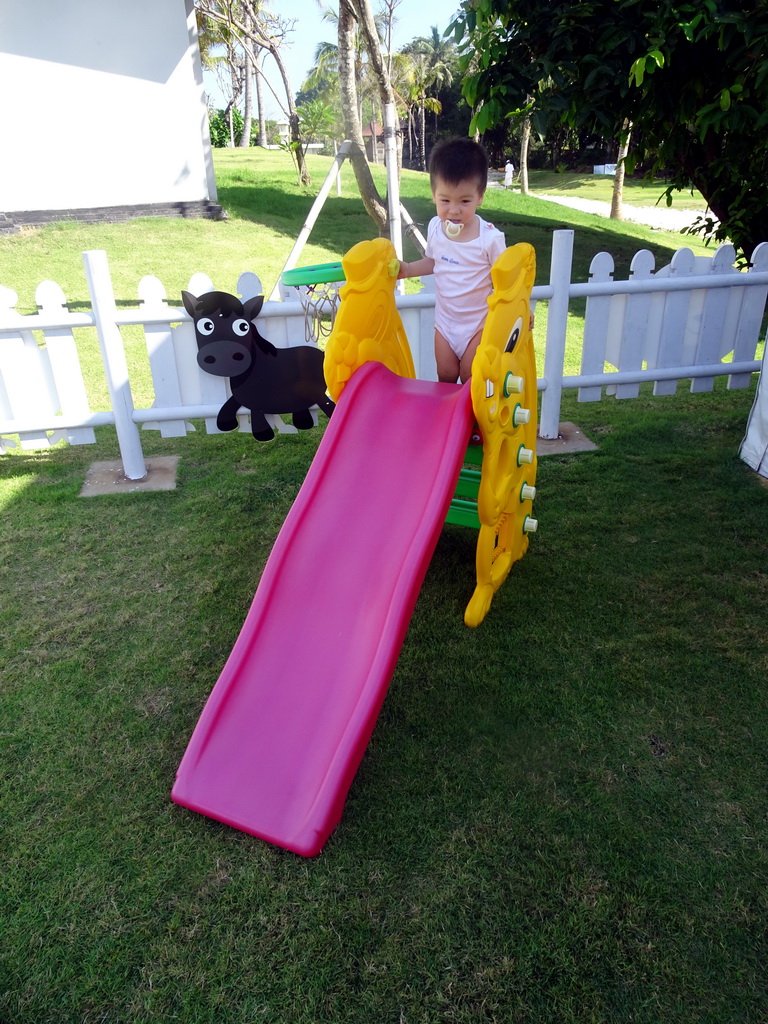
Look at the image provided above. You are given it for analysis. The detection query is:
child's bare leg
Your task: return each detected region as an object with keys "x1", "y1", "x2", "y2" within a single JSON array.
[
  {"x1": 434, "y1": 329, "x2": 461, "y2": 383},
  {"x1": 459, "y1": 327, "x2": 484, "y2": 383}
]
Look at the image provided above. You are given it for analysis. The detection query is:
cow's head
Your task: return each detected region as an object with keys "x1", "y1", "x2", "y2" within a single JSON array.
[{"x1": 182, "y1": 291, "x2": 266, "y2": 376}]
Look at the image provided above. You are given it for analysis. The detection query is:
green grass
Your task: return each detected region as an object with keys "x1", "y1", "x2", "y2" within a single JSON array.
[
  {"x1": 1, "y1": 149, "x2": 767, "y2": 1024},
  {"x1": 523, "y1": 169, "x2": 709, "y2": 210},
  {"x1": 1, "y1": 150, "x2": 713, "y2": 315}
]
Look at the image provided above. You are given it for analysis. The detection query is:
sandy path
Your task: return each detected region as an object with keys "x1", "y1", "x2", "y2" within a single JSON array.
[
  {"x1": 487, "y1": 175, "x2": 716, "y2": 233},
  {"x1": 528, "y1": 192, "x2": 714, "y2": 232}
]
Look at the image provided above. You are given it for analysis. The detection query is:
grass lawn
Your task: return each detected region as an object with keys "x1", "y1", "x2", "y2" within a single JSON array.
[
  {"x1": 1, "y1": 149, "x2": 767, "y2": 1024},
  {"x1": 523, "y1": 169, "x2": 709, "y2": 211},
  {"x1": 1, "y1": 150, "x2": 714, "y2": 315}
]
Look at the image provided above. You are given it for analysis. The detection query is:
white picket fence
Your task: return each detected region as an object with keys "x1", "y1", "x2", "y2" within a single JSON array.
[
  {"x1": 537, "y1": 231, "x2": 768, "y2": 437},
  {"x1": 1, "y1": 229, "x2": 766, "y2": 480}
]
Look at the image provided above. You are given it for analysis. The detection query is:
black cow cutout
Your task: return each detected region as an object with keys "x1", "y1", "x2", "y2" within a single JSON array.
[{"x1": 182, "y1": 290, "x2": 335, "y2": 442}]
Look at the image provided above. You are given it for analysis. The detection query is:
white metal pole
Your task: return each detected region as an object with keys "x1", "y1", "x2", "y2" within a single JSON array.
[
  {"x1": 268, "y1": 140, "x2": 352, "y2": 300},
  {"x1": 334, "y1": 141, "x2": 342, "y2": 197},
  {"x1": 82, "y1": 250, "x2": 147, "y2": 480},
  {"x1": 383, "y1": 101, "x2": 403, "y2": 261},
  {"x1": 399, "y1": 201, "x2": 427, "y2": 254},
  {"x1": 539, "y1": 229, "x2": 575, "y2": 439}
]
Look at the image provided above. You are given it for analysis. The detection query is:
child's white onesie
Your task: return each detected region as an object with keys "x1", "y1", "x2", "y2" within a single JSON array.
[{"x1": 426, "y1": 215, "x2": 507, "y2": 358}]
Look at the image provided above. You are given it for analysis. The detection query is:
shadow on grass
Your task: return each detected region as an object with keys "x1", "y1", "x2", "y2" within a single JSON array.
[{"x1": 215, "y1": 183, "x2": 378, "y2": 248}]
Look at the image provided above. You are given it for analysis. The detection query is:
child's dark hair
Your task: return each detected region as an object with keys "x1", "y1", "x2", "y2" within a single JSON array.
[{"x1": 428, "y1": 137, "x2": 489, "y2": 192}]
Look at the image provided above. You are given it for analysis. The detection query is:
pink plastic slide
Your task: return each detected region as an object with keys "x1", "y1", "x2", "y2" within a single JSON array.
[{"x1": 172, "y1": 362, "x2": 475, "y2": 856}]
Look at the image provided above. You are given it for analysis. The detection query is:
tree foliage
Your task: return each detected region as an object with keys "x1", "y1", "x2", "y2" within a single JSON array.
[
  {"x1": 208, "y1": 106, "x2": 245, "y2": 147},
  {"x1": 400, "y1": 27, "x2": 457, "y2": 170},
  {"x1": 451, "y1": 0, "x2": 768, "y2": 259},
  {"x1": 299, "y1": 3, "x2": 388, "y2": 131},
  {"x1": 196, "y1": 0, "x2": 312, "y2": 185}
]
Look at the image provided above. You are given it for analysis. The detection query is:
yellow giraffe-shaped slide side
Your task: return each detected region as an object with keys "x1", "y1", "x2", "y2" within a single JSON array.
[
  {"x1": 324, "y1": 238, "x2": 415, "y2": 402},
  {"x1": 465, "y1": 243, "x2": 538, "y2": 627}
]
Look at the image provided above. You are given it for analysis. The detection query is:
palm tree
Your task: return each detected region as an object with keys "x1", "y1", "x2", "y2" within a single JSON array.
[
  {"x1": 305, "y1": 4, "x2": 387, "y2": 135},
  {"x1": 239, "y1": 6, "x2": 254, "y2": 147},
  {"x1": 253, "y1": 50, "x2": 268, "y2": 146},
  {"x1": 387, "y1": 51, "x2": 418, "y2": 164},
  {"x1": 410, "y1": 25, "x2": 455, "y2": 106},
  {"x1": 399, "y1": 51, "x2": 443, "y2": 170},
  {"x1": 400, "y1": 28, "x2": 455, "y2": 165}
]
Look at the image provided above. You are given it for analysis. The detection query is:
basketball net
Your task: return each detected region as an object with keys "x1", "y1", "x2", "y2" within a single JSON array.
[{"x1": 296, "y1": 280, "x2": 344, "y2": 346}]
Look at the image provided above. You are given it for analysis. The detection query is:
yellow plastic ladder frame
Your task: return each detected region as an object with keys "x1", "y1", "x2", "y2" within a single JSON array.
[{"x1": 465, "y1": 243, "x2": 538, "y2": 627}]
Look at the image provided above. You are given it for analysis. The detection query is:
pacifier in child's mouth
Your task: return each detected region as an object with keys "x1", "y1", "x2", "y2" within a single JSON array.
[{"x1": 443, "y1": 220, "x2": 464, "y2": 238}]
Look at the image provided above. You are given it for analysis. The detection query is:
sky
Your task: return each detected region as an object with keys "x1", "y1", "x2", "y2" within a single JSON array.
[{"x1": 202, "y1": 0, "x2": 463, "y2": 120}]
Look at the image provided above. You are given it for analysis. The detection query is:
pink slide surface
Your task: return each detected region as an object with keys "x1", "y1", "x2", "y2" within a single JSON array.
[{"x1": 172, "y1": 362, "x2": 475, "y2": 856}]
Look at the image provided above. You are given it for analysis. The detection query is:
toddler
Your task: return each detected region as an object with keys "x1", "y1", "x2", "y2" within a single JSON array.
[{"x1": 398, "y1": 137, "x2": 506, "y2": 383}]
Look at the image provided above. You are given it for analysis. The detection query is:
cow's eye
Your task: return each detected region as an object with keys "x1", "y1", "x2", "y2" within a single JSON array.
[
  {"x1": 232, "y1": 318, "x2": 251, "y2": 336},
  {"x1": 197, "y1": 318, "x2": 215, "y2": 336}
]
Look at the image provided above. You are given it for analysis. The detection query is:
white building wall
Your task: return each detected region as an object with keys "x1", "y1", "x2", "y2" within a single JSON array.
[{"x1": 0, "y1": 0, "x2": 216, "y2": 213}]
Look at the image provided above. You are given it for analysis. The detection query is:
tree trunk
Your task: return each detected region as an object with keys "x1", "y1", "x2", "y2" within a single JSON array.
[
  {"x1": 268, "y1": 44, "x2": 310, "y2": 185},
  {"x1": 238, "y1": 7, "x2": 252, "y2": 148},
  {"x1": 347, "y1": 0, "x2": 403, "y2": 174},
  {"x1": 196, "y1": 1, "x2": 310, "y2": 183},
  {"x1": 240, "y1": 47, "x2": 252, "y2": 147},
  {"x1": 255, "y1": 60, "x2": 267, "y2": 147},
  {"x1": 418, "y1": 100, "x2": 426, "y2": 171},
  {"x1": 228, "y1": 56, "x2": 238, "y2": 146},
  {"x1": 520, "y1": 116, "x2": 531, "y2": 195},
  {"x1": 610, "y1": 121, "x2": 632, "y2": 220},
  {"x1": 551, "y1": 130, "x2": 560, "y2": 171},
  {"x1": 338, "y1": 0, "x2": 387, "y2": 232}
]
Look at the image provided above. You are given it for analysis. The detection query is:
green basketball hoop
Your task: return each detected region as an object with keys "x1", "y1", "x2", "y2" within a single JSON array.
[
  {"x1": 281, "y1": 261, "x2": 345, "y2": 288},
  {"x1": 281, "y1": 261, "x2": 346, "y2": 345}
]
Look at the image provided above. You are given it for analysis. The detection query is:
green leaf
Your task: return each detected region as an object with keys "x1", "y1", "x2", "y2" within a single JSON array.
[{"x1": 629, "y1": 56, "x2": 645, "y2": 87}]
